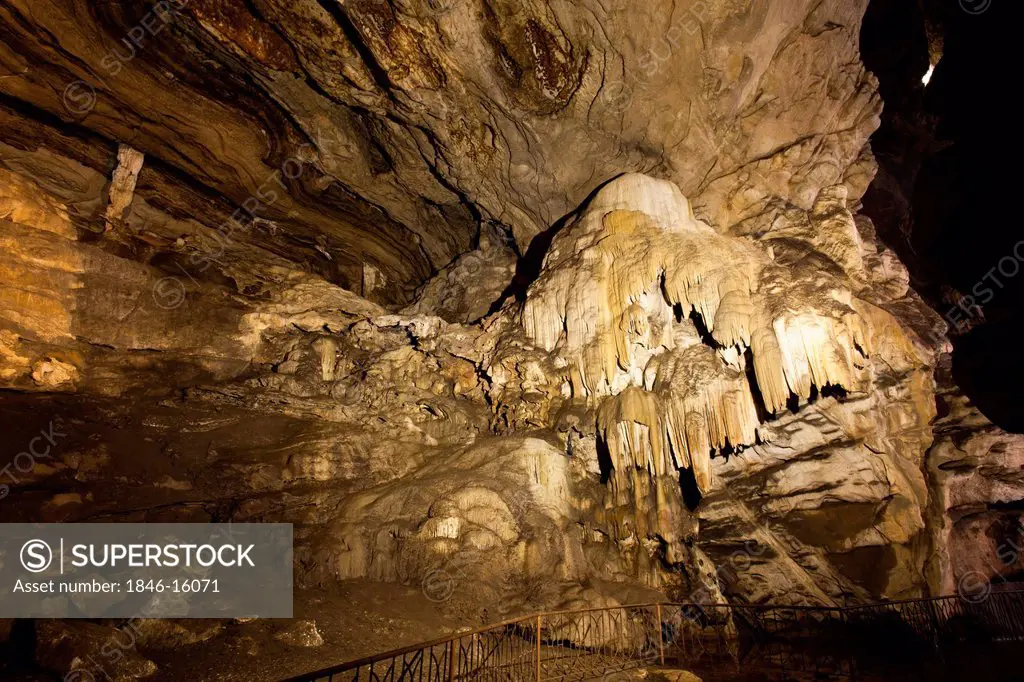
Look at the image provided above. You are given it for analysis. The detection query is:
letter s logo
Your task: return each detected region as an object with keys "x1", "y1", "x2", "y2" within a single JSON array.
[{"x1": 20, "y1": 539, "x2": 53, "y2": 573}]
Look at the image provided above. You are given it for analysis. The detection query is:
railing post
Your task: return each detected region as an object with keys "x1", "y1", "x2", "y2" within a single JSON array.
[
  {"x1": 656, "y1": 604, "x2": 665, "y2": 666},
  {"x1": 536, "y1": 614, "x2": 542, "y2": 682},
  {"x1": 447, "y1": 639, "x2": 455, "y2": 682}
]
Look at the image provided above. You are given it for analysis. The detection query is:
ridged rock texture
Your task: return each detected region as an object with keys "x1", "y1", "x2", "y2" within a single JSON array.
[{"x1": 1, "y1": 0, "x2": 1021, "y2": 647}]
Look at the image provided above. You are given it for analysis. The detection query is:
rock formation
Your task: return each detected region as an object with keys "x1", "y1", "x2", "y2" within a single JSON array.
[{"x1": 0, "y1": 0, "x2": 1021, "y2": 676}]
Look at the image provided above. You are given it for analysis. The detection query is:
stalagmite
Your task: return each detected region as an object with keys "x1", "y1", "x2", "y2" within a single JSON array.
[{"x1": 313, "y1": 337, "x2": 338, "y2": 381}]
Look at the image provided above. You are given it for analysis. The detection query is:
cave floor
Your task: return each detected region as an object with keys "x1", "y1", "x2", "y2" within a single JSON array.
[
  {"x1": 3, "y1": 581, "x2": 465, "y2": 682},
  {"x1": 150, "y1": 581, "x2": 465, "y2": 682}
]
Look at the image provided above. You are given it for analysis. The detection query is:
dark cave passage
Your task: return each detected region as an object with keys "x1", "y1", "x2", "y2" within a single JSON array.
[{"x1": 860, "y1": 0, "x2": 1023, "y2": 431}]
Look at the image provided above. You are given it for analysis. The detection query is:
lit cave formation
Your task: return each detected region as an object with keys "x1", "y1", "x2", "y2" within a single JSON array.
[{"x1": 0, "y1": 0, "x2": 1021, "y2": 680}]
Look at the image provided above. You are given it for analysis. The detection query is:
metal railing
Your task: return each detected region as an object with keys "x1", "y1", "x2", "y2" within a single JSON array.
[{"x1": 280, "y1": 591, "x2": 1024, "y2": 682}]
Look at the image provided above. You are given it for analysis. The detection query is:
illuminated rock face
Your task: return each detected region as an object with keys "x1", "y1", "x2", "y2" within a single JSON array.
[
  {"x1": 0, "y1": 0, "x2": 883, "y2": 304},
  {"x1": 300, "y1": 172, "x2": 948, "y2": 606},
  {"x1": 1, "y1": 0, "x2": 1020, "y2": 628},
  {"x1": 0, "y1": 141, "x2": 957, "y2": 611},
  {"x1": 520, "y1": 175, "x2": 890, "y2": 503},
  {"x1": 521, "y1": 175, "x2": 879, "y2": 412},
  {"x1": 473, "y1": 174, "x2": 948, "y2": 602}
]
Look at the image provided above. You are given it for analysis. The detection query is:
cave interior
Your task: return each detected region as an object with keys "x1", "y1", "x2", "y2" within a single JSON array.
[{"x1": 0, "y1": 0, "x2": 1021, "y2": 680}]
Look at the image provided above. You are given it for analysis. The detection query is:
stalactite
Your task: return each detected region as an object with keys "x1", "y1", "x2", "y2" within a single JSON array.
[
  {"x1": 103, "y1": 144, "x2": 145, "y2": 233},
  {"x1": 521, "y1": 174, "x2": 872, "y2": 412},
  {"x1": 518, "y1": 173, "x2": 880, "y2": 536},
  {"x1": 598, "y1": 330, "x2": 761, "y2": 495}
]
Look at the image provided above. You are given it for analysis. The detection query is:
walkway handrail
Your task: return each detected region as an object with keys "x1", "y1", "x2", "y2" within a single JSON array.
[
  {"x1": 281, "y1": 591, "x2": 1024, "y2": 682},
  {"x1": 277, "y1": 601, "x2": 770, "y2": 680}
]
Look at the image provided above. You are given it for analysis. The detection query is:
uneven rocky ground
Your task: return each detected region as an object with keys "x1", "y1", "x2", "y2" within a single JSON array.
[
  {"x1": 1, "y1": 0, "x2": 1022, "y2": 680},
  {"x1": 2, "y1": 583, "x2": 466, "y2": 681}
]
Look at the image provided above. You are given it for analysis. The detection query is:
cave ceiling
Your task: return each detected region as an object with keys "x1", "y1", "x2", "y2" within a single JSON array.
[{"x1": 1, "y1": 0, "x2": 879, "y2": 304}]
